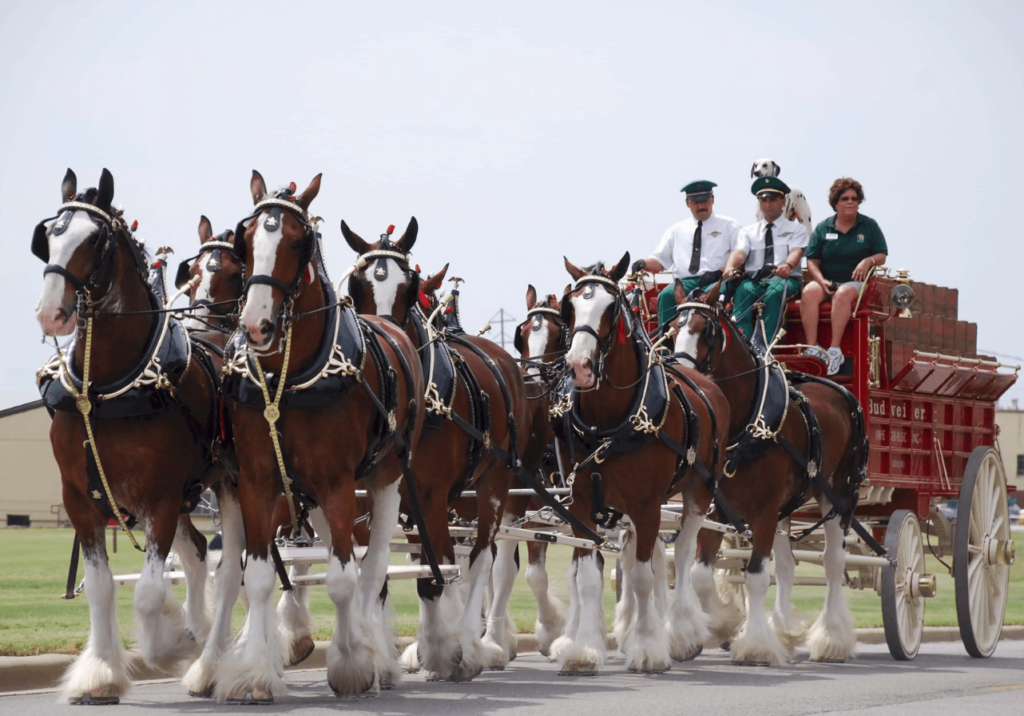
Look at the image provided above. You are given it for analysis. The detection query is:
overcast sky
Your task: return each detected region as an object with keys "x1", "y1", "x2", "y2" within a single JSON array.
[{"x1": 2, "y1": 0, "x2": 1023, "y2": 409}]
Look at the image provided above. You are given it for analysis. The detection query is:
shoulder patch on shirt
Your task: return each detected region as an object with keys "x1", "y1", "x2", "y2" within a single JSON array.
[{"x1": 709, "y1": 231, "x2": 721, "y2": 237}]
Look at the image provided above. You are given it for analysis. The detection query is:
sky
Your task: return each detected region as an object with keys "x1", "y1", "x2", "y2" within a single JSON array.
[{"x1": 2, "y1": 0, "x2": 1023, "y2": 410}]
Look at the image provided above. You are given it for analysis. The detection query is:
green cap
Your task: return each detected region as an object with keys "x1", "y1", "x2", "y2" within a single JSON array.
[
  {"x1": 681, "y1": 180, "x2": 717, "y2": 202},
  {"x1": 751, "y1": 176, "x2": 790, "y2": 197}
]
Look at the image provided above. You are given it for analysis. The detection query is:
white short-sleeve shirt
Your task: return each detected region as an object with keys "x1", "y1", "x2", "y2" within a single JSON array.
[
  {"x1": 649, "y1": 213, "x2": 745, "y2": 279},
  {"x1": 740, "y1": 216, "x2": 810, "y2": 277}
]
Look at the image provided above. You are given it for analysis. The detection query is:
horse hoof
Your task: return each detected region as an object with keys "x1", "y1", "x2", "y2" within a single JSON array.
[
  {"x1": 733, "y1": 660, "x2": 772, "y2": 667},
  {"x1": 226, "y1": 688, "x2": 274, "y2": 705},
  {"x1": 488, "y1": 666, "x2": 505, "y2": 671},
  {"x1": 672, "y1": 644, "x2": 703, "y2": 662},
  {"x1": 188, "y1": 686, "x2": 215, "y2": 699},
  {"x1": 719, "y1": 641, "x2": 731, "y2": 651},
  {"x1": 69, "y1": 685, "x2": 120, "y2": 705},
  {"x1": 289, "y1": 636, "x2": 316, "y2": 666},
  {"x1": 815, "y1": 658, "x2": 846, "y2": 664},
  {"x1": 558, "y1": 666, "x2": 599, "y2": 676},
  {"x1": 450, "y1": 665, "x2": 483, "y2": 683},
  {"x1": 378, "y1": 676, "x2": 395, "y2": 691}
]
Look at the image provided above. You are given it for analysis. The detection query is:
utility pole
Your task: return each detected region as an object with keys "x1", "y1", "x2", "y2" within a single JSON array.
[{"x1": 488, "y1": 308, "x2": 517, "y2": 351}]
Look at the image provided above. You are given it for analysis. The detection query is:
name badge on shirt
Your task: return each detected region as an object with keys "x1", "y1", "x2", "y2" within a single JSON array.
[{"x1": 825, "y1": 232, "x2": 839, "y2": 241}]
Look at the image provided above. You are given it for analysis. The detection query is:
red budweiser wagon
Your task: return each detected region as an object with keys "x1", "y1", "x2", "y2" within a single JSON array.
[{"x1": 631, "y1": 267, "x2": 1019, "y2": 660}]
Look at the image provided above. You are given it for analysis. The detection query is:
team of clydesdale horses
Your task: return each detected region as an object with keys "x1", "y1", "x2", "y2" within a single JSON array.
[{"x1": 31, "y1": 169, "x2": 867, "y2": 704}]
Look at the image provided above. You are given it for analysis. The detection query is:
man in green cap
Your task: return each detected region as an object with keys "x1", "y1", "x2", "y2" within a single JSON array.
[
  {"x1": 632, "y1": 180, "x2": 746, "y2": 331},
  {"x1": 731, "y1": 176, "x2": 809, "y2": 346}
]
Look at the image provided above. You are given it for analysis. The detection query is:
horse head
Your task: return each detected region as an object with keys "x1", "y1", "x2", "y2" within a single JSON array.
[
  {"x1": 236, "y1": 170, "x2": 322, "y2": 349},
  {"x1": 33, "y1": 168, "x2": 140, "y2": 336},
  {"x1": 341, "y1": 217, "x2": 419, "y2": 327},
  {"x1": 516, "y1": 284, "x2": 570, "y2": 377},
  {"x1": 672, "y1": 281, "x2": 748, "y2": 376},
  {"x1": 561, "y1": 252, "x2": 630, "y2": 389},
  {"x1": 177, "y1": 215, "x2": 243, "y2": 340}
]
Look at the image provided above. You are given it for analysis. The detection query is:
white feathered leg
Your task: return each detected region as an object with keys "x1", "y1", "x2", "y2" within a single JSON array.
[
  {"x1": 623, "y1": 547, "x2": 671, "y2": 673},
  {"x1": 453, "y1": 547, "x2": 495, "y2": 680},
  {"x1": 134, "y1": 543, "x2": 199, "y2": 674},
  {"x1": 173, "y1": 518, "x2": 210, "y2": 645},
  {"x1": 666, "y1": 509, "x2": 710, "y2": 661},
  {"x1": 557, "y1": 552, "x2": 606, "y2": 675},
  {"x1": 730, "y1": 556, "x2": 789, "y2": 666},
  {"x1": 482, "y1": 515, "x2": 520, "y2": 668},
  {"x1": 359, "y1": 482, "x2": 402, "y2": 689},
  {"x1": 808, "y1": 515, "x2": 857, "y2": 662},
  {"x1": 184, "y1": 486, "x2": 244, "y2": 698},
  {"x1": 547, "y1": 556, "x2": 579, "y2": 661},
  {"x1": 611, "y1": 530, "x2": 636, "y2": 652},
  {"x1": 61, "y1": 544, "x2": 131, "y2": 703},
  {"x1": 691, "y1": 559, "x2": 744, "y2": 648},
  {"x1": 769, "y1": 524, "x2": 807, "y2": 652},
  {"x1": 214, "y1": 557, "x2": 285, "y2": 703},
  {"x1": 525, "y1": 542, "x2": 566, "y2": 656}
]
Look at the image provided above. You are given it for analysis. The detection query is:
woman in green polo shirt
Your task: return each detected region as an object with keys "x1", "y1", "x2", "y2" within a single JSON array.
[{"x1": 799, "y1": 178, "x2": 888, "y2": 375}]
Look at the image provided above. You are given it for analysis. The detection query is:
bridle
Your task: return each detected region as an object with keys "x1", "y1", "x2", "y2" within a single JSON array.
[
  {"x1": 234, "y1": 191, "x2": 320, "y2": 306},
  {"x1": 563, "y1": 272, "x2": 629, "y2": 383},
  {"x1": 514, "y1": 301, "x2": 568, "y2": 358},
  {"x1": 350, "y1": 235, "x2": 420, "y2": 327},
  {"x1": 32, "y1": 200, "x2": 142, "y2": 304},
  {"x1": 673, "y1": 300, "x2": 727, "y2": 373},
  {"x1": 175, "y1": 234, "x2": 241, "y2": 332}
]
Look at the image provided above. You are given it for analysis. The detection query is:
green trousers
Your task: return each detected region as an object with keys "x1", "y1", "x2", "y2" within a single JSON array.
[
  {"x1": 732, "y1": 276, "x2": 802, "y2": 343},
  {"x1": 657, "y1": 278, "x2": 701, "y2": 332}
]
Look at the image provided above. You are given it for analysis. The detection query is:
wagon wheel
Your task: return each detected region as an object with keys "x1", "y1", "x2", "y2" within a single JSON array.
[
  {"x1": 880, "y1": 510, "x2": 925, "y2": 660},
  {"x1": 954, "y1": 446, "x2": 1014, "y2": 658}
]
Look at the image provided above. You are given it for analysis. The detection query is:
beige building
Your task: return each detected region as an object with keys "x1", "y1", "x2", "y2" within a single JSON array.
[
  {"x1": 0, "y1": 400, "x2": 64, "y2": 527},
  {"x1": 996, "y1": 402, "x2": 1024, "y2": 500}
]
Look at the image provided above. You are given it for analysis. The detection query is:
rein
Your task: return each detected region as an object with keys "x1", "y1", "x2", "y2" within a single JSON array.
[
  {"x1": 249, "y1": 323, "x2": 301, "y2": 537},
  {"x1": 58, "y1": 310, "x2": 144, "y2": 552}
]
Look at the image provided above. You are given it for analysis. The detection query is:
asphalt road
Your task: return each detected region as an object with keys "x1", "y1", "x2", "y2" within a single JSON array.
[{"x1": 2, "y1": 641, "x2": 1021, "y2": 716}]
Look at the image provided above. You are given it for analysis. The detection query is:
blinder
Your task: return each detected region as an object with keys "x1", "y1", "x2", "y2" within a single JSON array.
[{"x1": 32, "y1": 219, "x2": 52, "y2": 263}]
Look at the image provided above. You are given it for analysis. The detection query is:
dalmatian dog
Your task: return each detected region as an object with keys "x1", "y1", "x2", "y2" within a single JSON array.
[{"x1": 751, "y1": 158, "x2": 813, "y2": 235}]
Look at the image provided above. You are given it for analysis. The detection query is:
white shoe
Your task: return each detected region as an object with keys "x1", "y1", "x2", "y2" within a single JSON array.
[
  {"x1": 802, "y1": 345, "x2": 827, "y2": 363},
  {"x1": 826, "y1": 346, "x2": 844, "y2": 375}
]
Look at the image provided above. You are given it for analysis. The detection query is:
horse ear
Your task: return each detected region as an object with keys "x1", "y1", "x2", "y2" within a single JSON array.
[
  {"x1": 61, "y1": 168, "x2": 77, "y2": 202},
  {"x1": 560, "y1": 284, "x2": 571, "y2": 306},
  {"x1": 198, "y1": 215, "x2": 213, "y2": 242},
  {"x1": 341, "y1": 220, "x2": 371, "y2": 255},
  {"x1": 673, "y1": 278, "x2": 686, "y2": 305},
  {"x1": 703, "y1": 281, "x2": 722, "y2": 306},
  {"x1": 564, "y1": 256, "x2": 584, "y2": 281},
  {"x1": 526, "y1": 284, "x2": 537, "y2": 308},
  {"x1": 608, "y1": 251, "x2": 631, "y2": 282},
  {"x1": 96, "y1": 168, "x2": 114, "y2": 209},
  {"x1": 422, "y1": 263, "x2": 449, "y2": 293},
  {"x1": 250, "y1": 170, "x2": 267, "y2": 205},
  {"x1": 296, "y1": 173, "x2": 321, "y2": 211},
  {"x1": 396, "y1": 216, "x2": 418, "y2": 253}
]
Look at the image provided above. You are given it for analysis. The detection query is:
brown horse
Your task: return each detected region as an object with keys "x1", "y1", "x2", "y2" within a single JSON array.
[
  {"x1": 486, "y1": 285, "x2": 572, "y2": 657},
  {"x1": 672, "y1": 282, "x2": 866, "y2": 664},
  {"x1": 552, "y1": 255, "x2": 730, "y2": 674},
  {"x1": 341, "y1": 221, "x2": 532, "y2": 679},
  {"x1": 33, "y1": 169, "x2": 222, "y2": 703},
  {"x1": 175, "y1": 218, "x2": 329, "y2": 675},
  {"x1": 218, "y1": 172, "x2": 425, "y2": 701}
]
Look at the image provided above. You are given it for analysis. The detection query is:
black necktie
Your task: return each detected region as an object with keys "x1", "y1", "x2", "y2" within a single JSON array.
[
  {"x1": 688, "y1": 220, "x2": 702, "y2": 274},
  {"x1": 763, "y1": 222, "x2": 775, "y2": 267}
]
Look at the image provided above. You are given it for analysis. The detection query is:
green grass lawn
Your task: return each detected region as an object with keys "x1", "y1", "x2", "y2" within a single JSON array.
[{"x1": 1, "y1": 528, "x2": 1021, "y2": 656}]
